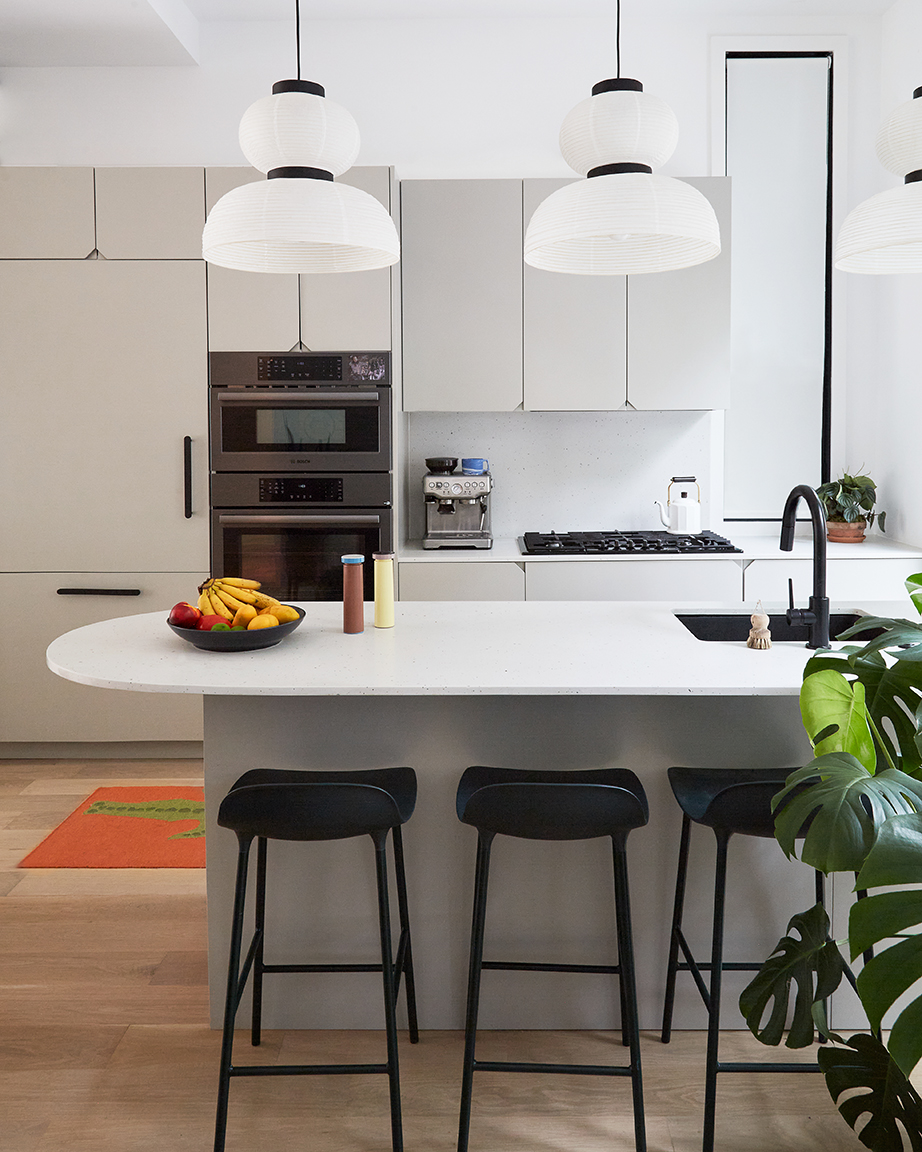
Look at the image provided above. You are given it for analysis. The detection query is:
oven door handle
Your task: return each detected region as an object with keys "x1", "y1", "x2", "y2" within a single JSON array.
[
  {"x1": 218, "y1": 514, "x2": 382, "y2": 526},
  {"x1": 216, "y1": 391, "x2": 380, "y2": 403}
]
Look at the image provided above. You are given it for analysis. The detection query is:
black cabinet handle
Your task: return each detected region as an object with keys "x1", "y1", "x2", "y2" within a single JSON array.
[
  {"x1": 183, "y1": 435, "x2": 193, "y2": 519},
  {"x1": 56, "y1": 588, "x2": 142, "y2": 596}
]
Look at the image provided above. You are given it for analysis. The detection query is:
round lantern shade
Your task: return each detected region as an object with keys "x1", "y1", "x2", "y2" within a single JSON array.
[
  {"x1": 202, "y1": 177, "x2": 400, "y2": 273},
  {"x1": 239, "y1": 89, "x2": 361, "y2": 176},
  {"x1": 524, "y1": 172, "x2": 720, "y2": 275},
  {"x1": 835, "y1": 182, "x2": 922, "y2": 273},
  {"x1": 876, "y1": 95, "x2": 922, "y2": 176},
  {"x1": 559, "y1": 88, "x2": 679, "y2": 176}
]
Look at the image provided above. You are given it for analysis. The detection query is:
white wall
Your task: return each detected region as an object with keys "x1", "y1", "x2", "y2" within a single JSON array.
[{"x1": 845, "y1": 0, "x2": 922, "y2": 548}]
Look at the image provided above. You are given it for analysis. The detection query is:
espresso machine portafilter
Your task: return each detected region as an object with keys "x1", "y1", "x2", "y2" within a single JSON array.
[{"x1": 422, "y1": 457, "x2": 493, "y2": 549}]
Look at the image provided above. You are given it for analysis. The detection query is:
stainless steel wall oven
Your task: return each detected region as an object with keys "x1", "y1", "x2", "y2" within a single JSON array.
[{"x1": 209, "y1": 352, "x2": 393, "y2": 601}]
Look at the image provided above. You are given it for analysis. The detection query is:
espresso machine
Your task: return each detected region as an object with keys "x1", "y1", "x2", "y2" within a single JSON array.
[{"x1": 422, "y1": 457, "x2": 493, "y2": 549}]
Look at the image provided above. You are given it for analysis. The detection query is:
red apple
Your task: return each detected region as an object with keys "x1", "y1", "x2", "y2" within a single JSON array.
[
  {"x1": 168, "y1": 601, "x2": 202, "y2": 628},
  {"x1": 196, "y1": 614, "x2": 229, "y2": 631}
]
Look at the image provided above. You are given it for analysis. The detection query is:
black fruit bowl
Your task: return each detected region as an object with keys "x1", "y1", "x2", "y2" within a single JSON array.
[
  {"x1": 425, "y1": 457, "x2": 458, "y2": 474},
  {"x1": 167, "y1": 607, "x2": 305, "y2": 651}
]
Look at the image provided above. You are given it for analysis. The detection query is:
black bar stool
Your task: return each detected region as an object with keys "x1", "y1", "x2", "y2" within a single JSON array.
[
  {"x1": 213, "y1": 766, "x2": 419, "y2": 1152},
  {"x1": 660, "y1": 766, "x2": 825, "y2": 1152},
  {"x1": 456, "y1": 765, "x2": 649, "y2": 1152}
]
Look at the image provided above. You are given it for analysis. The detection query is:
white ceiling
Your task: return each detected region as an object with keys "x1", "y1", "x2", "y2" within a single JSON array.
[{"x1": 0, "y1": 0, "x2": 897, "y2": 67}]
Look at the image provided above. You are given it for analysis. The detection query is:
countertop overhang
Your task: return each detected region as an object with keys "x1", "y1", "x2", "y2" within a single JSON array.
[{"x1": 45, "y1": 599, "x2": 896, "y2": 699}]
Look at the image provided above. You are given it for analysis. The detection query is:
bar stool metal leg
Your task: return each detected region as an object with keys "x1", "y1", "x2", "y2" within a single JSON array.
[
  {"x1": 702, "y1": 830, "x2": 729, "y2": 1152},
  {"x1": 391, "y1": 824, "x2": 420, "y2": 1044},
  {"x1": 458, "y1": 831, "x2": 494, "y2": 1152},
  {"x1": 612, "y1": 834, "x2": 646, "y2": 1152},
  {"x1": 251, "y1": 836, "x2": 267, "y2": 1046},
  {"x1": 373, "y1": 830, "x2": 404, "y2": 1152},
  {"x1": 214, "y1": 837, "x2": 253, "y2": 1152},
  {"x1": 661, "y1": 812, "x2": 693, "y2": 1044}
]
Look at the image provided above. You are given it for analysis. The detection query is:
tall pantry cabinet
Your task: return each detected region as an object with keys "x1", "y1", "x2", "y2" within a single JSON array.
[{"x1": 0, "y1": 167, "x2": 207, "y2": 743}]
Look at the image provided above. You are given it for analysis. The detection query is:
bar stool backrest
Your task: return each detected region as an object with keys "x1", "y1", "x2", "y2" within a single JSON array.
[{"x1": 218, "y1": 782, "x2": 405, "y2": 842}]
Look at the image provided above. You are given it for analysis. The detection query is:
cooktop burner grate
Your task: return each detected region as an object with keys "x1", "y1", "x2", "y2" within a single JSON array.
[{"x1": 521, "y1": 530, "x2": 742, "y2": 555}]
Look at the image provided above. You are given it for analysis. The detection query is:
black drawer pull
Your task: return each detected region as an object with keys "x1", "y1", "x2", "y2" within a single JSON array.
[
  {"x1": 56, "y1": 588, "x2": 142, "y2": 596},
  {"x1": 184, "y1": 435, "x2": 193, "y2": 519}
]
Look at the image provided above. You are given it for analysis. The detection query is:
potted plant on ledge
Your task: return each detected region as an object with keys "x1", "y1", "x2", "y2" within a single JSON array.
[
  {"x1": 817, "y1": 472, "x2": 886, "y2": 543},
  {"x1": 741, "y1": 574, "x2": 922, "y2": 1150}
]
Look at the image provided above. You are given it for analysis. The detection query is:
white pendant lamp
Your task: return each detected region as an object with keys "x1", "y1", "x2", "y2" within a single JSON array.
[
  {"x1": 835, "y1": 87, "x2": 922, "y2": 274},
  {"x1": 202, "y1": 3, "x2": 399, "y2": 274},
  {"x1": 524, "y1": 2, "x2": 719, "y2": 277}
]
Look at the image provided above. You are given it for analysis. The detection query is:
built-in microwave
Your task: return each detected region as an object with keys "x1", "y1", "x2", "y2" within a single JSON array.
[{"x1": 209, "y1": 351, "x2": 392, "y2": 473}]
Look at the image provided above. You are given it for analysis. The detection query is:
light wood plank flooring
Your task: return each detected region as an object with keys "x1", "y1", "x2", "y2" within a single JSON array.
[{"x1": 1, "y1": 758, "x2": 868, "y2": 1152}]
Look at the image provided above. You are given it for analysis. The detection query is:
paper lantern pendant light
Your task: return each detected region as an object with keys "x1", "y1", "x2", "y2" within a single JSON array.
[
  {"x1": 202, "y1": 9, "x2": 399, "y2": 275},
  {"x1": 835, "y1": 86, "x2": 922, "y2": 274},
  {"x1": 525, "y1": 76, "x2": 720, "y2": 275}
]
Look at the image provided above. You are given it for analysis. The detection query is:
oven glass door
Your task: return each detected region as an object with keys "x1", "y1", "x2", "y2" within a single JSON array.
[
  {"x1": 211, "y1": 388, "x2": 391, "y2": 472},
  {"x1": 213, "y1": 510, "x2": 389, "y2": 601}
]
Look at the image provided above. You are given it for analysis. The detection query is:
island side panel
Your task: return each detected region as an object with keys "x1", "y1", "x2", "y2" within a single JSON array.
[{"x1": 203, "y1": 693, "x2": 816, "y2": 1031}]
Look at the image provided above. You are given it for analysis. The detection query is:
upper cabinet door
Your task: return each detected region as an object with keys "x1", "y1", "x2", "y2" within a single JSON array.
[
  {"x1": 626, "y1": 176, "x2": 731, "y2": 411},
  {"x1": 523, "y1": 178, "x2": 627, "y2": 411},
  {"x1": 401, "y1": 179, "x2": 523, "y2": 411},
  {"x1": 0, "y1": 260, "x2": 208, "y2": 572},
  {"x1": 0, "y1": 168, "x2": 96, "y2": 258},
  {"x1": 298, "y1": 167, "x2": 394, "y2": 351},
  {"x1": 204, "y1": 167, "x2": 301, "y2": 353},
  {"x1": 94, "y1": 167, "x2": 206, "y2": 259}
]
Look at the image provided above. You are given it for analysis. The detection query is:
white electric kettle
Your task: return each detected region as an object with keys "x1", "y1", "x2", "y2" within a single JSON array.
[{"x1": 655, "y1": 476, "x2": 702, "y2": 535}]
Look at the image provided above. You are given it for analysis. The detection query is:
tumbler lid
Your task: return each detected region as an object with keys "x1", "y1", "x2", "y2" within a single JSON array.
[
  {"x1": 341, "y1": 554, "x2": 364, "y2": 564},
  {"x1": 372, "y1": 552, "x2": 395, "y2": 560}
]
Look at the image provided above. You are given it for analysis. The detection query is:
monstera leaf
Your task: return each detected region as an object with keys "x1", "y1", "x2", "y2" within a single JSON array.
[
  {"x1": 772, "y1": 757, "x2": 922, "y2": 873},
  {"x1": 818, "y1": 1033, "x2": 922, "y2": 1152},
  {"x1": 739, "y1": 903, "x2": 844, "y2": 1047},
  {"x1": 907, "y1": 572, "x2": 922, "y2": 617},
  {"x1": 850, "y1": 812, "x2": 922, "y2": 1078},
  {"x1": 800, "y1": 669, "x2": 875, "y2": 765},
  {"x1": 837, "y1": 615, "x2": 922, "y2": 662},
  {"x1": 803, "y1": 648, "x2": 922, "y2": 778}
]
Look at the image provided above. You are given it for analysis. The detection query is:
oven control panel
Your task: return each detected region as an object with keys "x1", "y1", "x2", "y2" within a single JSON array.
[{"x1": 259, "y1": 477, "x2": 344, "y2": 503}]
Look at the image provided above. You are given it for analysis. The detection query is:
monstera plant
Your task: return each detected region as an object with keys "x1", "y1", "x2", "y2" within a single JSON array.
[{"x1": 741, "y1": 574, "x2": 922, "y2": 1151}]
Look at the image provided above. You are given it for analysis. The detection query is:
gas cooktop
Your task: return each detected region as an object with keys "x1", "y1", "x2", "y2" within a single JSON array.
[{"x1": 520, "y1": 530, "x2": 742, "y2": 556}]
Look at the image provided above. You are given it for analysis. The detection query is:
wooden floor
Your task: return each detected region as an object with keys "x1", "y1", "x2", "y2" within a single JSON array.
[{"x1": 0, "y1": 757, "x2": 868, "y2": 1152}]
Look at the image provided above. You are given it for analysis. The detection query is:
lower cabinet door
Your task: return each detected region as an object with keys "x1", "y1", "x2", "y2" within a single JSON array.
[
  {"x1": 525, "y1": 559, "x2": 743, "y2": 601},
  {"x1": 743, "y1": 558, "x2": 921, "y2": 606},
  {"x1": 398, "y1": 562, "x2": 525, "y2": 601},
  {"x1": 0, "y1": 573, "x2": 204, "y2": 743}
]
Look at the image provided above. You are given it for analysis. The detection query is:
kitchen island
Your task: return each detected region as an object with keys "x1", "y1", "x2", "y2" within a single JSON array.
[{"x1": 48, "y1": 599, "x2": 852, "y2": 1032}]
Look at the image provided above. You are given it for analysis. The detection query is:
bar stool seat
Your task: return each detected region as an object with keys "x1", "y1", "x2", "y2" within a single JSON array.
[
  {"x1": 660, "y1": 766, "x2": 825, "y2": 1152},
  {"x1": 213, "y1": 766, "x2": 419, "y2": 1152},
  {"x1": 456, "y1": 765, "x2": 649, "y2": 1152}
]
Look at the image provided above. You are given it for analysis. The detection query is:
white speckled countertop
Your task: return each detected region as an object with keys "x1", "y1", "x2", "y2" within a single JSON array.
[{"x1": 44, "y1": 599, "x2": 896, "y2": 698}]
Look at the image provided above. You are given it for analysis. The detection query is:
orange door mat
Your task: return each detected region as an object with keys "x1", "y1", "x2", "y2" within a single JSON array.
[{"x1": 18, "y1": 786, "x2": 206, "y2": 869}]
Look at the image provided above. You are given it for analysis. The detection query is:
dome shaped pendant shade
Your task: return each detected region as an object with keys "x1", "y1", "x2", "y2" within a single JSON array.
[
  {"x1": 203, "y1": 78, "x2": 399, "y2": 274},
  {"x1": 835, "y1": 86, "x2": 922, "y2": 274},
  {"x1": 525, "y1": 77, "x2": 720, "y2": 275}
]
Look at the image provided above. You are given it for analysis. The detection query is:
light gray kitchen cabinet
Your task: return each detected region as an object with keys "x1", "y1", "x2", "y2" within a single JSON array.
[
  {"x1": 0, "y1": 573, "x2": 203, "y2": 742},
  {"x1": 398, "y1": 561, "x2": 525, "y2": 601},
  {"x1": 523, "y1": 179, "x2": 628, "y2": 412},
  {"x1": 626, "y1": 177, "x2": 731, "y2": 410},
  {"x1": 94, "y1": 166, "x2": 206, "y2": 260},
  {"x1": 0, "y1": 167, "x2": 96, "y2": 258},
  {"x1": 743, "y1": 557, "x2": 920, "y2": 606},
  {"x1": 401, "y1": 179, "x2": 523, "y2": 411},
  {"x1": 526, "y1": 559, "x2": 743, "y2": 601},
  {"x1": 205, "y1": 166, "x2": 394, "y2": 353},
  {"x1": 0, "y1": 259, "x2": 208, "y2": 571}
]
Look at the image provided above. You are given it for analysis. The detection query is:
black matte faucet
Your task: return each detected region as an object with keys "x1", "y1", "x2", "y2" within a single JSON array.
[{"x1": 780, "y1": 485, "x2": 831, "y2": 649}]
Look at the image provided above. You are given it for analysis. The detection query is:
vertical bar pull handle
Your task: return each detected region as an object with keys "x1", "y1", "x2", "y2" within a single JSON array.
[{"x1": 183, "y1": 436, "x2": 193, "y2": 519}]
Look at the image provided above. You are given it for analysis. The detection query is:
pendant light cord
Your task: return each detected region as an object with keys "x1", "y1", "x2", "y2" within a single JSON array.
[
  {"x1": 616, "y1": 0, "x2": 621, "y2": 78},
  {"x1": 295, "y1": 0, "x2": 301, "y2": 80}
]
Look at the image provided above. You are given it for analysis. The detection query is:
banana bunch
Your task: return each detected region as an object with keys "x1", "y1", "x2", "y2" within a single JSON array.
[{"x1": 196, "y1": 577, "x2": 300, "y2": 628}]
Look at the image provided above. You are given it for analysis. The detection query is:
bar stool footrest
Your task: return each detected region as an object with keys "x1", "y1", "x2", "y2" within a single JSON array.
[
  {"x1": 717, "y1": 1061, "x2": 822, "y2": 1074},
  {"x1": 474, "y1": 1059, "x2": 634, "y2": 1076},
  {"x1": 482, "y1": 960, "x2": 619, "y2": 975},
  {"x1": 230, "y1": 1062, "x2": 389, "y2": 1078}
]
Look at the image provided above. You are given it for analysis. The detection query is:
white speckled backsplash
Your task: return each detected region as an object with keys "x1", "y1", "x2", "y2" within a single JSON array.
[{"x1": 404, "y1": 410, "x2": 721, "y2": 542}]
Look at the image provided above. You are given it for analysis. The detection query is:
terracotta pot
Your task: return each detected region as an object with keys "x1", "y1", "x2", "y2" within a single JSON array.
[{"x1": 826, "y1": 518, "x2": 867, "y2": 543}]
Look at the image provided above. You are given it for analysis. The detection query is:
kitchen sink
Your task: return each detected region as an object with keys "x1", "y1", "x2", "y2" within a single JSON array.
[{"x1": 675, "y1": 611, "x2": 878, "y2": 644}]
